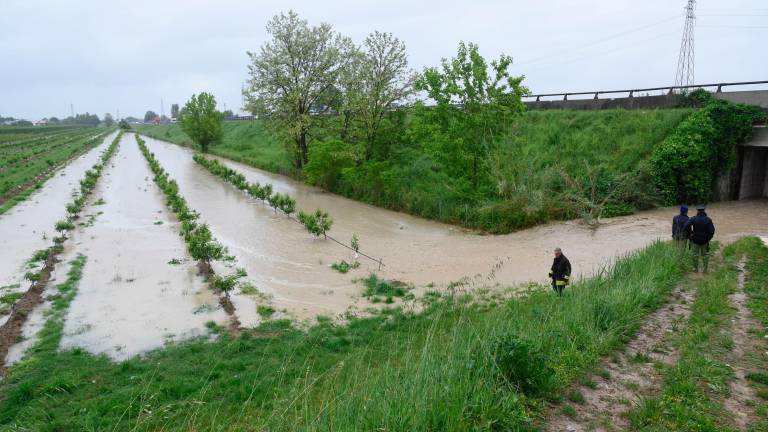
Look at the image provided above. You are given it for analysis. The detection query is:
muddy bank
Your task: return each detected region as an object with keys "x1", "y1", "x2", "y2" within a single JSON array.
[
  {"x1": 0, "y1": 131, "x2": 118, "y2": 292},
  {"x1": 59, "y1": 134, "x2": 226, "y2": 360},
  {"x1": 142, "y1": 136, "x2": 768, "y2": 319}
]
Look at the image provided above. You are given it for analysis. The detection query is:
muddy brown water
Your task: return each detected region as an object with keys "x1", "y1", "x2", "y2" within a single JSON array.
[
  {"x1": 0, "y1": 131, "x2": 118, "y2": 325},
  {"x1": 143, "y1": 136, "x2": 768, "y2": 320},
  {"x1": 54, "y1": 133, "x2": 227, "y2": 360}
]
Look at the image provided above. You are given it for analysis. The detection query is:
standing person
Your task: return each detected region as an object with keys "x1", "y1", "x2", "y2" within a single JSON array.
[
  {"x1": 549, "y1": 247, "x2": 571, "y2": 296},
  {"x1": 684, "y1": 205, "x2": 715, "y2": 273},
  {"x1": 672, "y1": 205, "x2": 690, "y2": 248}
]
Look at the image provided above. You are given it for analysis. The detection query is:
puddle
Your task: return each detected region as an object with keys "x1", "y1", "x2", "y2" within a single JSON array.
[
  {"x1": 143, "y1": 136, "x2": 768, "y2": 319},
  {"x1": 58, "y1": 133, "x2": 226, "y2": 360}
]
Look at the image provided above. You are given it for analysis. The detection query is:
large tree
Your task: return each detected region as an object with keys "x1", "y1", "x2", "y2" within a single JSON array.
[
  {"x1": 180, "y1": 92, "x2": 223, "y2": 153},
  {"x1": 415, "y1": 42, "x2": 527, "y2": 185},
  {"x1": 103, "y1": 113, "x2": 114, "y2": 127},
  {"x1": 144, "y1": 110, "x2": 158, "y2": 123},
  {"x1": 244, "y1": 10, "x2": 353, "y2": 168},
  {"x1": 352, "y1": 31, "x2": 416, "y2": 160},
  {"x1": 170, "y1": 103, "x2": 180, "y2": 119}
]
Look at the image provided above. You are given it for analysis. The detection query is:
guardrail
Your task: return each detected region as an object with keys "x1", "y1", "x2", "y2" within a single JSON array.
[{"x1": 524, "y1": 80, "x2": 768, "y2": 101}]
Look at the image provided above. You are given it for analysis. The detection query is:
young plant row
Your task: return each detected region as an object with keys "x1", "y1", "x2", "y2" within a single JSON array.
[
  {"x1": 0, "y1": 131, "x2": 122, "y2": 366},
  {"x1": 135, "y1": 134, "x2": 242, "y2": 299},
  {"x1": 192, "y1": 154, "x2": 333, "y2": 238},
  {"x1": 52, "y1": 131, "x2": 123, "y2": 251}
]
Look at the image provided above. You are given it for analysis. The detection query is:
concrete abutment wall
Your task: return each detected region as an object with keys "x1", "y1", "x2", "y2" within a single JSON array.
[{"x1": 715, "y1": 126, "x2": 768, "y2": 201}]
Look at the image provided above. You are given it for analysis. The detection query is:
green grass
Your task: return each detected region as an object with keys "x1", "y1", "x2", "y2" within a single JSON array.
[
  {"x1": 135, "y1": 121, "x2": 295, "y2": 176},
  {"x1": 0, "y1": 241, "x2": 689, "y2": 430},
  {"x1": 629, "y1": 238, "x2": 768, "y2": 431}
]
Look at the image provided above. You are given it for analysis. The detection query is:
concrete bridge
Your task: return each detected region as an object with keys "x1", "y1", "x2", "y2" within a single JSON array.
[
  {"x1": 524, "y1": 81, "x2": 768, "y2": 111},
  {"x1": 715, "y1": 126, "x2": 768, "y2": 200}
]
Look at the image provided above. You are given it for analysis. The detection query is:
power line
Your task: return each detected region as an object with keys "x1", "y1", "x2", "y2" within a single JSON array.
[
  {"x1": 675, "y1": 0, "x2": 696, "y2": 87},
  {"x1": 516, "y1": 14, "x2": 682, "y2": 66}
]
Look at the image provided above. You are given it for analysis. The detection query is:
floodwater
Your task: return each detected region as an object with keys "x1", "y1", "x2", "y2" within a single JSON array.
[
  {"x1": 0, "y1": 131, "x2": 118, "y2": 325},
  {"x1": 58, "y1": 133, "x2": 226, "y2": 360},
  {"x1": 143, "y1": 136, "x2": 768, "y2": 320}
]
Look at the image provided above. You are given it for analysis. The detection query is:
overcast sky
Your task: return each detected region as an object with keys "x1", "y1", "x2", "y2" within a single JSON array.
[{"x1": 1, "y1": 0, "x2": 766, "y2": 120}]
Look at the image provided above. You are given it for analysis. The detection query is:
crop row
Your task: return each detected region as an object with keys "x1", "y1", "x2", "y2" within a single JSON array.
[
  {"x1": 0, "y1": 131, "x2": 122, "y2": 357},
  {"x1": 0, "y1": 130, "x2": 113, "y2": 200},
  {"x1": 0, "y1": 129, "x2": 99, "y2": 169},
  {"x1": 192, "y1": 154, "x2": 333, "y2": 238},
  {"x1": 135, "y1": 134, "x2": 244, "y2": 301}
]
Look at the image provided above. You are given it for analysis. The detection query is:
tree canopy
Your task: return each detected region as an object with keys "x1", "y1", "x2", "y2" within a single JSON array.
[
  {"x1": 244, "y1": 10, "x2": 354, "y2": 168},
  {"x1": 180, "y1": 92, "x2": 223, "y2": 153}
]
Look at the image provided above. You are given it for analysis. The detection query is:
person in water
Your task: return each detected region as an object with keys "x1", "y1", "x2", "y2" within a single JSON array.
[
  {"x1": 683, "y1": 205, "x2": 716, "y2": 273},
  {"x1": 549, "y1": 247, "x2": 571, "y2": 296},
  {"x1": 672, "y1": 205, "x2": 690, "y2": 248}
]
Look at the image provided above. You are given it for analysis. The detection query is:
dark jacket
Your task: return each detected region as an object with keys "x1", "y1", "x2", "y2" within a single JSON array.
[
  {"x1": 550, "y1": 255, "x2": 572, "y2": 281},
  {"x1": 672, "y1": 213, "x2": 690, "y2": 239},
  {"x1": 684, "y1": 211, "x2": 715, "y2": 245}
]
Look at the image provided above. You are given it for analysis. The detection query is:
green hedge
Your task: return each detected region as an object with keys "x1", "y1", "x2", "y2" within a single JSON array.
[{"x1": 650, "y1": 98, "x2": 766, "y2": 205}]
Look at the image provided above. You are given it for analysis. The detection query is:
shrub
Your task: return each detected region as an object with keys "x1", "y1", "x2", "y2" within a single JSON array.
[
  {"x1": 210, "y1": 272, "x2": 243, "y2": 297},
  {"x1": 362, "y1": 274, "x2": 406, "y2": 298},
  {"x1": 331, "y1": 260, "x2": 360, "y2": 274},
  {"x1": 492, "y1": 335, "x2": 556, "y2": 396},
  {"x1": 650, "y1": 99, "x2": 766, "y2": 204},
  {"x1": 298, "y1": 209, "x2": 333, "y2": 238}
]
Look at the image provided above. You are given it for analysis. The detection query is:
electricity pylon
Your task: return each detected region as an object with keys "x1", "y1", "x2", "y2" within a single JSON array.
[{"x1": 674, "y1": 0, "x2": 696, "y2": 87}]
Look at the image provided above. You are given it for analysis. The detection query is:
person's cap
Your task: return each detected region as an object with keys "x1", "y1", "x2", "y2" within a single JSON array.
[
  {"x1": 696, "y1": 204, "x2": 706, "y2": 210},
  {"x1": 680, "y1": 205, "x2": 688, "y2": 213}
]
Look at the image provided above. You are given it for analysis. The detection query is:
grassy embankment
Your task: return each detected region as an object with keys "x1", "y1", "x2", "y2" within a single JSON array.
[
  {"x1": 135, "y1": 121, "x2": 294, "y2": 176},
  {"x1": 0, "y1": 126, "x2": 112, "y2": 214},
  {"x1": 629, "y1": 237, "x2": 768, "y2": 431},
  {"x1": 1, "y1": 240, "x2": 687, "y2": 430},
  {"x1": 136, "y1": 109, "x2": 691, "y2": 231}
]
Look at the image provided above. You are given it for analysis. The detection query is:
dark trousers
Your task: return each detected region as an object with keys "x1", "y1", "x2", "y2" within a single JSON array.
[{"x1": 552, "y1": 280, "x2": 565, "y2": 296}]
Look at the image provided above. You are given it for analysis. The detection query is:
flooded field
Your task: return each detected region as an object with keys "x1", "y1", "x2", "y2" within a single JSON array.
[
  {"x1": 0, "y1": 131, "x2": 118, "y2": 328},
  {"x1": 3, "y1": 133, "x2": 767, "y2": 363},
  {"x1": 56, "y1": 134, "x2": 226, "y2": 360},
  {"x1": 143, "y1": 136, "x2": 768, "y2": 319}
]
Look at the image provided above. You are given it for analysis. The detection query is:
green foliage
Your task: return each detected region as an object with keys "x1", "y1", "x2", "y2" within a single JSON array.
[
  {"x1": 257, "y1": 304, "x2": 276, "y2": 318},
  {"x1": 180, "y1": 92, "x2": 224, "y2": 153},
  {"x1": 54, "y1": 220, "x2": 74, "y2": 233},
  {"x1": 118, "y1": 119, "x2": 130, "y2": 130},
  {"x1": 650, "y1": 99, "x2": 766, "y2": 205},
  {"x1": 362, "y1": 274, "x2": 406, "y2": 298},
  {"x1": 210, "y1": 272, "x2": 245, "y2": 297},
  {"x1": 297, "y1": 209, "x2": 333, "y2": 238},
  {"x1": 350, "y1": 233, "x2": 359, "y2": 252},
  {"x1": 186, "y1": 224, "x2": 225, "y2": 263},
  {"x1": 493, "y1": 335, "x2": 555, "y2": 396},
  {"x1": 303, "y1": 138, "x2": 355, "y2": 189},
  {"x1": 331, "y1": 260, "x2": 359, "y2": 274},
  {"x1": 137, "y1": 134, "x2": 226, "y2": 265},
  {"x1": 415, "y1": 41, "x2": 527, "y2": 184}
]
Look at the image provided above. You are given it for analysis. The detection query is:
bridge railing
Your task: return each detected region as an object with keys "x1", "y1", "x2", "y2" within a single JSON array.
[{"x1": 524, "y1": 80, "x2": 768, "y2": 101}]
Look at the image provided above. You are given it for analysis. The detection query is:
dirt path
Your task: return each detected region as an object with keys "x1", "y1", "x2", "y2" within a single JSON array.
[
  {"x1": 723, "y1": 259, "x2": 763, "y2": 430},
  {"x1": 545, "y1": 280, "x2": 696, "y2": 431}
]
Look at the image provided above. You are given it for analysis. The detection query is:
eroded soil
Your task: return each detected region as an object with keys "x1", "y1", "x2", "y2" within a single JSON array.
[{"x1": 545, "y1": 280, "x2": 696, "y2": 431}]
